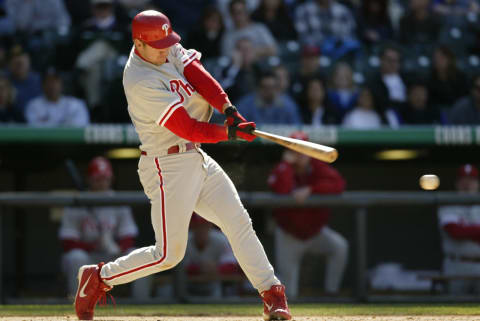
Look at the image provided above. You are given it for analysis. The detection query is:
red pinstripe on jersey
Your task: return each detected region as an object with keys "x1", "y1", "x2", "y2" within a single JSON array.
[{"x1": 103, "y1": 158, "x2": 167, "y2": 281}]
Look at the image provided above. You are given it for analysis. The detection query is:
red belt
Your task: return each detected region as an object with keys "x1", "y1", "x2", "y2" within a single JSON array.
[{"x1": 141, "y1": 142, "x2": 197, "y2": 156}]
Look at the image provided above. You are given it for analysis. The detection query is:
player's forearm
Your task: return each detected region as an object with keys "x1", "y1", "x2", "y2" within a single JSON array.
[
  {"x1": 183, "y1": 59, "x2": 231, "y2": 113},
  {"x1": 164, "y1": 106, "x2": 228, "y2": 143}
]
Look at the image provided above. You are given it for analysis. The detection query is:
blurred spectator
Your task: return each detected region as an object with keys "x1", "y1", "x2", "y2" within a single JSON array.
[
  {"x1": 437, "y1": 164, "x2": 480, "y2": 294},
  {"x1": 25, "y1": 68, "x2": 90, "y2": 127},
  {"x1": 160, "y1": 0, "x2": 215, "y2": 37},
  {"x1": 294, "y1": 0, "x2": 359, "y2": 59},
  {"x1": 427, "y1": 45, "x2": 469, "y2": 109},
  {"x1": 357, "y1": 0, "x2": 394, "y2": 47},
  {"x1": 433, "y1": 0, "x2": 480, "y2": 16},
  {"x1": 217, "y1": 0, "x2": 259, "y2": 30},
  {"x1": 6, "y1": 0, "x2": 71, "y2": 35},
  {"x1": 400, "y1": 83, "x2": 444, "y2": 124},
  {"x1": 251, "y1": 0, "x2": 297, "y2": 41},
  {"x1": 59, "y1": 156, "x2": 151, "y2": 299},
  {"x1": 326, "y1": 62, "x2": 359, "y2": 120},
  {"x1": 0, "y1": 1, "x2": 13, "y2": 37},
  {"x1": 7, "y1": 45, "x2": 42, "y2": 113},
  {"x1": 272, "y1": 64, "x2": 300, "y2": 114},
  {"x1": 186, "y1": 6, "x2": 225, "y2": 60},
  {"x1": 236, "y1": 70, "x2": 302, "y2": 124},
  {"x1": 218, "y1": 37, "x2": 260, "y2": 104},
  {"x1": 0, "y1": 73, "x2": 23, "y2": 123},
  {"x1": 268, "y1": 131, "x2": 348, "y2": 298},
  {"x1": 64, "y1": 0, "x2": 96, "y2": 26},
  {"x1": 291, "y1": 45, "x2": 324, "y2": 99},
  {"x1": 299, "y1": 76, "x2": 339, "y2": 125},
  {"x1": 221, "y1": 0, "x2": 277, "y2": 59},
  {"x1": 398, "y1": 0, "x2": 441, "y2": 46},
  {"x1": 73, "y1": 0, "x2": 130, "y2": 108},
  {"x1": 367, "y1": 44, "x2": 407, "y2": 113},
  {"x1": 184, "y1": 214, "x2": 241, "y2": 297},
  {"x1": 449, "y1": 74, "x2": 480, "y2": 124},
  {"x1": 342, "y1": 87, "x2": 382, "y2": 128},
  {"x1": 118, "y1": 0, "x2": 154, "y2": 18}
]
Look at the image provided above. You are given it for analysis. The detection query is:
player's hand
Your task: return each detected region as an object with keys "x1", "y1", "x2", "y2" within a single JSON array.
[
  {"x1": 228, "y1": 121, "x2": 256, "y2": 142},
  {"x1": 224, "y1": 105, "x2": 247, "y2": 126},
  {"x1": 293, "y1": 186, "x2": 311, "y2": 204}
]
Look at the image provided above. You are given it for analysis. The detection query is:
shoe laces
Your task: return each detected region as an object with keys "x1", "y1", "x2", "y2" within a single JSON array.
[{"x1": 98, "y1": 291, "x2": 116, "y2": 308}]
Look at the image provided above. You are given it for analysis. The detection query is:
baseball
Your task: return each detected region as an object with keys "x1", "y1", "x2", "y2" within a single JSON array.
[{"x1": 419, "y1": 174, "x2": 440, "y2": 190}]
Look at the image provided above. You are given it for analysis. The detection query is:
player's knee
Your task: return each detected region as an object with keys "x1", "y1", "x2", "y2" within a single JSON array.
[
  {"x1": 153, "y1": 241, "x2": 186, "y2": 271},
  {"x1": 335, "y1": 236, "x2": 349, "y2": 258}
]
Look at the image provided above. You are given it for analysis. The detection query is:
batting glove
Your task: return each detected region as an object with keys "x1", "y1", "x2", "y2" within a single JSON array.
[
  {"x1": 224, "y1": 105, "x2": 247, "y2": 126},
  {"x1": 228, "y1": 121, "x2": 257, "y2": 142}
]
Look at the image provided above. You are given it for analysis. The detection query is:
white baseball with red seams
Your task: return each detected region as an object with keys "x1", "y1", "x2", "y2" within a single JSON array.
[{"x1": 98, "y1": 43, "x2": 280, "y2": 293}]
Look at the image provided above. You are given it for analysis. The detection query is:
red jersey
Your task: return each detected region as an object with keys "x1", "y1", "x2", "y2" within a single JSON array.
[{"x1": 268, "y1": 159, "x2": 345, "y2": 240}]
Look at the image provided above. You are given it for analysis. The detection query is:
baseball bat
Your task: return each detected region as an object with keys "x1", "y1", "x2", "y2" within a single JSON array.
[
  {"x1": 252, "y1": 130, "x2": 338, "y2": 163},
  {"x1": 65, "y1": 158, "x2": 86, "y2": 191}
]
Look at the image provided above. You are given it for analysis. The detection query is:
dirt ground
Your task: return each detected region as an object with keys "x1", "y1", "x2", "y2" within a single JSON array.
[{"x1": 2, "y1": 316, "x2": 480, "y2": 321}]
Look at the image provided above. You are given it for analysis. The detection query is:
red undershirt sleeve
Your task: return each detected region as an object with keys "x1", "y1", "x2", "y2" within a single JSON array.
[
  {"x1": 183, "y1": 59, "x2": 229, "y2": 113},
  {"x1": 62, "y1": 239, "x2": 96, "y2": 253},
  {"x1": 444, "y1": 223, "x2": 480, "y2": 241},
  {"x1": 163, "y1": 106, "x2": 228, "y2": 143},
  {"x1": 118, "y1": 236, "x2": 135, "y2": 253}
]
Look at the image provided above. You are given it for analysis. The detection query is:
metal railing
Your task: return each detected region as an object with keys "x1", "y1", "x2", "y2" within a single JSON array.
[{"x1": 1, "y1": 191, "x2": 479, "y2": 303}]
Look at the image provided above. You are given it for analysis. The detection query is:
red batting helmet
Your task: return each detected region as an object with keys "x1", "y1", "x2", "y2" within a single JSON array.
[
  {"x1": 457, "y1": 164, "x2": 479, "y2": 178},
  {"x1": 132, "y1": 10, "x2": 181, "y2": 49},
  {"x1": 88, "y1": 157, "x2": 113, "y2": 179}
]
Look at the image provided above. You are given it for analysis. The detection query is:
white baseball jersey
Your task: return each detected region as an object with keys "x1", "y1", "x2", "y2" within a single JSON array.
[
  {"x1": 438, "y1": 205, "x2": 480, "y2": 257},
  {"x1": 123, "y1": 44, "x2": 212, "y2": 155},
  {"x1": 59, "y1": 205, "x2": 138, "y2": 244}
]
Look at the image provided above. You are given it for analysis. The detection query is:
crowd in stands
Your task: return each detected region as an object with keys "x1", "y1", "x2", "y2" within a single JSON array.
[{"x1": 1, "y1": 0, "x2": 480, "y2": 127}]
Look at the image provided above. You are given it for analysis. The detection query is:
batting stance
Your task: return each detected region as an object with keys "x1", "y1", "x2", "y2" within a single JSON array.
[{"x1": 74, "y1": 10, "x2": 291, "y2": 321}]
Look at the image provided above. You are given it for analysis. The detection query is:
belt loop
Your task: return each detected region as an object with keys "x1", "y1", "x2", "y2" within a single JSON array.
[{"x1": 179, "y1": 143, "x2": 186, "y2": 153}]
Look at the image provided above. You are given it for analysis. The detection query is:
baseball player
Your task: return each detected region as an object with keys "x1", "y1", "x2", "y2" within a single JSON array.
[
  {"x1": 438, "y1": 164, "x2": 480, "y2": 294},
  {"x1": 268, "y1": 131, "x2": 348, "y2": 297},
  {"x1": 74, "y1": 10, "x2": 291, "y2": 321},
  {"x1": 59, "y1": 157, "x2": 150, "y2": 300}
]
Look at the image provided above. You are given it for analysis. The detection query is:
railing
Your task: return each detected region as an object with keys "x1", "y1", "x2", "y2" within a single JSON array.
[
  {"x1": 1, "y1": 191, "x2": 480, "y2": 303},
  {"x1": 1, "y1": 125, "x2": 480, "y2": 146}
]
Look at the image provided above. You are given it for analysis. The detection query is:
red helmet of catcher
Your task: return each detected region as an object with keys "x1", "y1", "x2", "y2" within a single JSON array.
[{"x1": 132, "y1": 10, "x2": 181, "y2": 49}]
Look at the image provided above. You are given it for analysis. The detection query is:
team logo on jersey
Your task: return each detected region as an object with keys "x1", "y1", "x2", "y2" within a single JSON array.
[
  {"x1": 170, "y1": 79, "x2": 195, "y2": 103},
  {"x1": 162, "y1": 24, "x2": 169, "y2": 36}
]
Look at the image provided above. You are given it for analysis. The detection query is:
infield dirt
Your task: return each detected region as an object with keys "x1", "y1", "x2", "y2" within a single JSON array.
[{"x1": 2, "y1": 317, "x2": 480, "y2": 321}]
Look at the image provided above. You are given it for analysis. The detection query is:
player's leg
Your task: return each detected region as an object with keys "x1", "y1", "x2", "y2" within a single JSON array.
[
  {"x1": 309, "y1": 226, "x2": 349, "y2": 293},
  {"x1": 193, "y1": 153, "x2": 278, "y2": 292},
  {"x1": 194, "y1": 152, "x2": 291, "y2": 320},
  {"x1": 61, "y1": 249, "x2": 91, "y2": 298},
  {"x1": 274, "y1": 227, "x2": 306, "y2": 298},
  {"x1": 443, "y1": 258, "x2": 471, "y2": 294},
  {"x1": 100, "y1": 153, "x2": 206, "y2": 285}
]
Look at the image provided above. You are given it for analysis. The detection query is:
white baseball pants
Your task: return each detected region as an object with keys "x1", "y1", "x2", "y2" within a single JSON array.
[
  {"x1": 275, "y1": 225, "x2": 348, "y2": 297},
  {"x1": 100, "y1": 149, "x2": 279, "y2": 293},
  {"x1": 62, "y1": 249, "x2": 151, "y2": 299}
]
